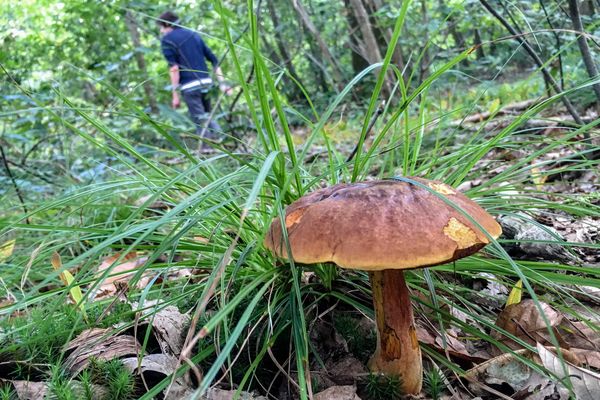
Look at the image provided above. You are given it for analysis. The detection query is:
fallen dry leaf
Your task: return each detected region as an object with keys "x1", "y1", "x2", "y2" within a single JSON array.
[
  {"x1": 2, "y1": 379, "x2": 47, "y2": 400},
  {"x1": 417, "y1": 324, "x2": 489, "y2": 363},
  {"x1": 537, "y1": 343, "x2": 600, "y2": 400},
  {"x1": 557, "y1": 321, "x2": 600, "y2": 369},
  {"x1": 314, "y1": 385, "x2": 361, "y2": 400},
  {"x1": 91, "y1": 252, "x2": 151, "y2": 300},
  {"x1": 465, "y1": 349, "x2": 570, "y2": 399},
  {"x1": 121, "y1": 353, "x2": 192, "y2": 396},
  {"x1": 122, "y1": 353, "x2": 179, "y2": 377},
  {"x1": 492, "y1": 299, "x2": 563, "y2": 354},
  {"x1": 64, "y1": 328, "x2": 143, "y2": 374}
]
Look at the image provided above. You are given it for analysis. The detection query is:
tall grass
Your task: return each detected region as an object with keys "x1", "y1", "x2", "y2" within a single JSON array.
[{"x1": 1, "y1": 0, "x2": 599, "y2": 399}]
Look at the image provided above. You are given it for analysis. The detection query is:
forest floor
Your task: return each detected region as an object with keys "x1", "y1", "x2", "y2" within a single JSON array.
[{"x1": 1, "y1": 97, "x2": 599, "y2": 400}]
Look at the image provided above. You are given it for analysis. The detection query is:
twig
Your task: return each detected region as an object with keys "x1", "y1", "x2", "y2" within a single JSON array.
[
  {"x1": 0, "y1": 141, "x2": 30, "y2": 224},
  {"x1": 346, "y1": 101, "x2": 386, "y2": 163},
  {"x1": 539, "y1": 0, "x2": 565, "y2": 90},
  {"x1": 479, "y1": 0, "x2": 584, "y2": 126}
]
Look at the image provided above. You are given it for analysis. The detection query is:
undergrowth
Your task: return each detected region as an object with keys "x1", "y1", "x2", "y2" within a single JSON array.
[{"x1": 0, "y1": 0, "x2": 599, "y2": 399}]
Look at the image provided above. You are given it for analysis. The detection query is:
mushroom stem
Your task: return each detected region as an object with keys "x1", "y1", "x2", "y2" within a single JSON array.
[{"x1": 368, "y1": 270, "x2": 422, "y2": 394}]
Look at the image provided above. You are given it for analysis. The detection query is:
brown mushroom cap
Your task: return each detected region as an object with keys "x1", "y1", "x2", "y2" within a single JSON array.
[{"x1": 265, "y1": 177, "x2": 502, "y2": 270}]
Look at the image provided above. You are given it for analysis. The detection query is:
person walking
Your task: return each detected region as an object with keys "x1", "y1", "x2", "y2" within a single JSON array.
[{"x1": 157, "y1": 11, "x2": 231, "y2": 149}]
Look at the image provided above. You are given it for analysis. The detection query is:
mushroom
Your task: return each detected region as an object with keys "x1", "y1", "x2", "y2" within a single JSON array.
[{"x1": 264, "y1": 177, "x2": 502, "y2": 394}]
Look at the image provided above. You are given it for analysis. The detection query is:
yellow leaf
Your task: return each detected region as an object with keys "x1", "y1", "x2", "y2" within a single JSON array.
[
  {"x1": 0, "y1": 239, "x2": 15, "y2": 262},
  {"x1": 531, "y1": 166, "x2": 547, "y2": 190},
  {"x1": 506, "y1": 279, "x2": 523, "y2": 307},
  {"x1": 489, "y1": 98, "x2": 501, "y2": 114},
  {"x1": 51, "y1": 252, "x2": 85, "y2": 314}
]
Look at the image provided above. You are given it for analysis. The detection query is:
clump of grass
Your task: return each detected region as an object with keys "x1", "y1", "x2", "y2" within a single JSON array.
[
  {"x1": 0, "y1": 302, "x2": 85, "y2": 368},
  {"x1": 86, "y1": 359, "x2": 135, "y2": 400},
  {"x1": 78, "y1": 369, "x2": 94, "y2": 400},
  {"x1": 423, "y1": 366, "x2": 445, "y2": 400},
  {"x1": 0, "y1": 384, "x2": 16, "y2": 400},
  {"x1": 334, "y1": 313, "x2": 376, "y2": 363},
  {"x1": 48, "y1": 364, "x2": 76, "y2": 400},
  {"x1": 362, "y1": 372, "x2": 402, "y2": 400}
]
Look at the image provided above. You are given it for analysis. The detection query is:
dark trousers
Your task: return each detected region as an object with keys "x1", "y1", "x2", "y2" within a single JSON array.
[{"x1": 181, "y1": 89, "x2": 221, "y2": 140}]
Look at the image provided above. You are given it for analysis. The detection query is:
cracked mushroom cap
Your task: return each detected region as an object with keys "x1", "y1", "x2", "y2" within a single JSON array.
[{"x1": 265, "y1": 178, "x2": 502, "y2": 270}]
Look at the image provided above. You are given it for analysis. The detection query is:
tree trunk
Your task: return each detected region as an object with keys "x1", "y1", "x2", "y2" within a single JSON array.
[
  {"x1": 474, "y1": 29, "x2": 485, "y2": 59},
  {"x1": 479, "y1": 0, "x2": 584, "y2": 126},
  {"x1": 348, "y1": 0, "x2": 393, "y2": 96},
  {"x1": 291, "y1": 0, "x2": 343, "y2": 89},
  {"x1": 125, "y1": 11, "x2": 158, "y2": 113},
  {"x1": 348, "y1": 0, "x2": 383, "y2": 65},
  {"x1": 581, "y1": 0, "x2": 595, "y2": 15},
  {"x1": 368, "y1": 0, "x2": 405, "y2": 71},
  {"x1": 266, "y1": 0, "x2": 303, "y2": 98},
  {"x1": 567, "y1": 0, "x2": 600, "y2": 104}
]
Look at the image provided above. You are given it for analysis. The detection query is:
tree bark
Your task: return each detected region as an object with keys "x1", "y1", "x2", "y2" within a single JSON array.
[
  {"x1": 291, "y1": 0, "x2": 343, "y2": 89},
  {"x1": 539, "y1": 0, "x2": 565, "y2": 90},
  {"x1": 348, "y1": 0, "x2": 384, "y2": 66},
  {"x1": 368, "y1": 0, "x2": 405, "y2": 71},
  {"x1": 473, "y1": 29, "x2": 486, "y2": 59},
  {"x1": 347, "y1": 0, "x2": 393, "y2": 96},
  {"x1": 266, "y1": 0, "x2": 303, "y2": 91},
  {"x1": 125, "y1": 11, "x2": 158, "y2": 113},
  {"x1": 479, "y1": 0, "x2": 584, "y2": 125},
  {"x1": 567, "y1": 0, "x2": 600, "y2": 104}
]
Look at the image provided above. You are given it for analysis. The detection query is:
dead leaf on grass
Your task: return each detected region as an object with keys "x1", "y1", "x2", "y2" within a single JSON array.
[
  {"x1": 92, "y1": 252, "x2": 151, "y2": 300},
  {"x1": 150, "y1": 306, "x2": 190, "y2": 355},
  {"x1": 64, "y1": 328, "x2": 143, "y2": 374},
  {"x1": 537, "y1": 343, "x2": 600, "y2": 400},
  {"x1": 492, "y1": 299, "x2": 563, "y2": 354},
  {"x1": 121, "y1": 353, "x2": 192, "y2": 396},
  {"x1": 465, "y1": 349, "x2": 570, "y2": 399},
  {"x1": 417, "y1": 324, "x2": 490, "y2": 363},
  {"x1": 122, "y1": 353, "x2": 179, "y2": 377}
]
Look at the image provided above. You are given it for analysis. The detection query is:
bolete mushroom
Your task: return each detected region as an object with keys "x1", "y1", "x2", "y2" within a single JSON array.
[{"x1": 264, "y1": 177, "x2": 502, "y2": 394}]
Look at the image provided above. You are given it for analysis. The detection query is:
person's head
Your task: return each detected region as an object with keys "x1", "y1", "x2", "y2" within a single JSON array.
[{"x1": 157, "y1": 11, "x2": 179, "y2": 34}]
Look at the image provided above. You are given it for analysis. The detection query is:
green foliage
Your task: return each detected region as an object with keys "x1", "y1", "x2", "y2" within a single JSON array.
[
  {"x1": 1, "y1": 1, "x2": 599, "y2": 399},
  {"x1": 363, "y1": 373, "x2": 402, "y2": 400},
  {"x1": 423, "y1": 366, "x2": 445, "y2": 400},
  {"x1": 0, "y1": 384, "x2": 16, "y2": 400},
  {"x1": 334, "y1": 313, "x2": 376, "y2": 363},
  {"x1": 87, "y1": 359, "x2": 135, "y2": 400},
  {"x1": 48, "y1": 364, "x2": 76, "y2": 400},
  {"x1": 0, "y1": 303, "x2": 84, "y2": 366}
]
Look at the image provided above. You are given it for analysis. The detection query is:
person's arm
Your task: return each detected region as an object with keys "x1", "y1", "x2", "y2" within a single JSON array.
[
  {"x1": 203, "y1": 41, "x2": 232, "y2": 95},
  {"x1": 169, "y1": 65, "x2": 181, "y2": 108},
  {"x1": 161, "y1": 39, "x2": 182, "y2": 108},
  {"x1": 214, "y1": 66, "x2": 232, "y2": 95}
]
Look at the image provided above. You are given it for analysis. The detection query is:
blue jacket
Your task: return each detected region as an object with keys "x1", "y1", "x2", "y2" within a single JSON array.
[{"x1": 161, "y1": 27, "x2": 219, "y2": 84}]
